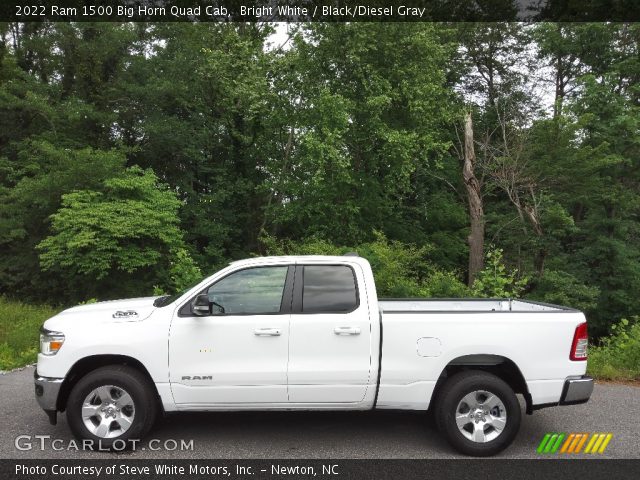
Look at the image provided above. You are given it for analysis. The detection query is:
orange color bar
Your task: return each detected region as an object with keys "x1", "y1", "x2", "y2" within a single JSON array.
[
  {"x1": 560, "y1": 434, "x2": 575, "y2": 453},
  {"x1": 574, "y1": 433, "x2": 589, "y2": 453},
  {"x1": 567, "y1": 434, "x2": 582, "y2": 453}
]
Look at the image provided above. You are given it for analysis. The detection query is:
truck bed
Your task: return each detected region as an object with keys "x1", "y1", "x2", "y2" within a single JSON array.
[
  {"x1": 375, "y1": 297, "x2": 586, "y2": 410},
  {"x1": 379, "y1": 298, "x2": 574, "y2": 313}
]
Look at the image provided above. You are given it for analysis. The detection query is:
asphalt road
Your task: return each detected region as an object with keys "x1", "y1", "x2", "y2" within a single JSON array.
[{"x1": 1, "y1": 366, "x2": 638, "y2": 459}]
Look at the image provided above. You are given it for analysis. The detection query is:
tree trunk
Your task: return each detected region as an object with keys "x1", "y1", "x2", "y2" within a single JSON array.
[
  {"x1": 462, "y1": 112, "x2": 484, "y2": 286},
  {"x1": 534, "y1": 249, "x2": 547, "y2": 276}
]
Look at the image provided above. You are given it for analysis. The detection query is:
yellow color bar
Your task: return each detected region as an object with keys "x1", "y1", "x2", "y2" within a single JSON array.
[
  {"x1": 598, "y1": 434, "x2": 613, "y2": 453},
  {"x1": 590, "y1": 434, "x2": 607, "y2": 453},
  {"x1": 584, "y1": 434, "x2": 599, "y2": 453},
  {"x1": 574, "y1": 433, "x2": 589, "y2": 453},
  {"x1": 560, "y1": 433, "x2": 575, "y2": 453}
]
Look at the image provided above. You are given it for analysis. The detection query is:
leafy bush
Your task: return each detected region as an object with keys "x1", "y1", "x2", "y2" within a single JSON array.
[
  {"x1": 527, "y1": 269, "x2": 599, "y2": 313},
  {"x1": 588, "y1": 317, "x2": 640, "y2": 381},
  {"x1": 422, "y1": 270, "x2": 471, "y2": 298},
  {"x1": 0, "y1": 297, "x2": 58, "y2": 370},
  {"x1": 260, "y1": 234, "x2": 343, "y2": 258},
  {"x1": 36, "y1": 166, "x2": 199, "y2": 301},
  {"x1": 471, "y1": 248, "x2": 528, "y2": 298},
  {"x1": 260, "y1": 231, "x2": 469, "y2": 298},
  {"x1": 354, "y1": 232, "x2": 432, "y2": 297},
  {"x1": 154, "y1": 248, "x2": 203, "y2": 296}
]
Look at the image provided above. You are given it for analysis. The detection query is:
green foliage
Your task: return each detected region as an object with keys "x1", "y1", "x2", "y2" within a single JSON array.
[
  {"x1": 528, "y1": 23, "x2": 640, "y2": 335},
  {"x1": 0, "y1": 296, "x2": 58, "y2": 370},
  {"x1": 356, "y1": 232, "x2": 435, "y2": 298},
  {"x1": 0, "y1": 141, "x2": 125, "y2": 299},
  {"x1": 0, "y1": 22, "x2": 637, "y2": 345},
  {"x1": 527, "y1": 270, "x2": 599, "y2": 313},
  {"x1": 259, "y1": 232, "x2": 343, "y2": 257},
  {"x1": 588, "y1": 318, "x2": 640, "y2": 381},
  {"x1": 471, "y1": 248, "x2": 528, "y2": 298},
  {"x1": 167, "y1": 247, "x2": 203, "y2": 293},
  {"x1": 77, "y1": 298, "x2": 98, "y2": 305},
  {"x1": 261, "y1": 231, "x2": 469, "y2": 298},
  {"x1": 36, "y1": 167, "x2": 197, "y2": 301},
  {"x1": 262, "y1": 23, "x2": 458, "y2": 245},
  {"x1": 421, "y1": 270, "x2": 472, "y2": 298}
]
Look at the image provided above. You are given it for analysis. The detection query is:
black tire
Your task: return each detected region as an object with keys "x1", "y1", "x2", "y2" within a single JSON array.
[
  {"x1": 66, "y1": 365, "x2": 158, "y2": 450},
  {"x1": 433, "y1": 370, "x2": 521, "y2": 456}
]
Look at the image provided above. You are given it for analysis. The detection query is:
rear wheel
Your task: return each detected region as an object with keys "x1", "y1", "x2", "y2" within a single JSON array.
[
  {"x1": 434, "y1": 370, "x2": 521, "y2": 456},
  {"x1": 66, "y1": 365, "x2": 157, "y2": 449}
]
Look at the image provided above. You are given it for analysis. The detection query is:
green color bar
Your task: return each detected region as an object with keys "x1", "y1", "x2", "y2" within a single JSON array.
[
  {"x1": 550, "y1": 433, "x2": 566, "y2": 453},
  {"x1": 544, "y1": 434, "x2": 559, "y2": 453},
  {"x1": 537, "y1": 433, "x2": 552, "y2": 453}
]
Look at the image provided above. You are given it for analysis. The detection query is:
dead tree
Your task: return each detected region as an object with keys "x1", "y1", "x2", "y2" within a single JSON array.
[
  {"x1": 485, "y1": 105, "x2": 547, "y2": 275},
  {"x1": 462, "y1": 112, "x2": 485, "y2": 286}
]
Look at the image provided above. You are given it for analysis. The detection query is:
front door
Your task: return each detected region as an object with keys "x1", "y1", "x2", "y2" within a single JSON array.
[
  {"x1": 287, "y1": 264, "x2": 373, "y2": 403},
  {"x1": 169, "y1": 265, "x2": 293, "y2": 405}
]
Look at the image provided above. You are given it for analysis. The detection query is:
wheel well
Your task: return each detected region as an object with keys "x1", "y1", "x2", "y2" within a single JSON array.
[
  {"x1": 431, "y1": 355, "x2": 533, "y2": 414},
  {"x1": 56, "y1": 355, "x2": 162, "y2": 413}
]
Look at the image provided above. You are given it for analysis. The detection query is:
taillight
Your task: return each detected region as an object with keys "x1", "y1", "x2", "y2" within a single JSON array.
[{"x1": 570, "y1": 322, "x2": 588, "y2": 361}]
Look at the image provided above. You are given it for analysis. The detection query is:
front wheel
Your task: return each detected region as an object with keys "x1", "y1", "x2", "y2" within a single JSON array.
[
  {"x1": 434, "y1": 370, "x2": 521, "y2": 456},
  {"x1": 66, "y1": 365, "x2": 157, "y2": 449}
]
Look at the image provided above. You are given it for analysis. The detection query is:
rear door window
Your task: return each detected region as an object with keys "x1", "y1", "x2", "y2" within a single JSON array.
[{"x1": 302, "y1": 265, "x2": 358, "y2": 313}]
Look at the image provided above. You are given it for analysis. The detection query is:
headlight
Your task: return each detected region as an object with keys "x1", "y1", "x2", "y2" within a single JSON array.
[{"x1": 40, "y1": 328, "x2": 65, "y2": 355}]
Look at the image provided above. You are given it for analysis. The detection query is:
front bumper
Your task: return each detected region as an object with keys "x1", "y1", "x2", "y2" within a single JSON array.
[
  {"x1": 560, "y1": 375, "x2": 594, "y2": 405},
  {"x1": 34, "y1": 369, "x2": 63, "y2": 424}
]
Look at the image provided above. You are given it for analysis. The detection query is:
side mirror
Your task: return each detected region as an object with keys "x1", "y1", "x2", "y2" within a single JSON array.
[{"x1": 191, "y1": 294, "x2": 211, "y2": 316}]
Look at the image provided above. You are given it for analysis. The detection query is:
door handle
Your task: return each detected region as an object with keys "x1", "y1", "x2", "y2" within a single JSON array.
[
  {"x1": 334, "y1": 326, "x2": 361, "y2": 335},
  {"x1": 254, "y1": 327, "x2": 281, "y2": 336}
]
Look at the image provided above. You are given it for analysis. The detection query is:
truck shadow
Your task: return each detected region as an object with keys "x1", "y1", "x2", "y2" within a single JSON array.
[{"x1": 148, "y1": 409, "x2": 455, "y2": 458}]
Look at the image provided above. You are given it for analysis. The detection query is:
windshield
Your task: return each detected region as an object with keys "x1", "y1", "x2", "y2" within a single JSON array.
[{"x1": 153, "y1": 278, "x2": 204, "y2": 308}]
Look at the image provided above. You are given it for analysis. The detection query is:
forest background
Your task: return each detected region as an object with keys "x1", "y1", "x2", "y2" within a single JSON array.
[{"x1": 1, "y1": 22, "x2": 639, "y2": 376}]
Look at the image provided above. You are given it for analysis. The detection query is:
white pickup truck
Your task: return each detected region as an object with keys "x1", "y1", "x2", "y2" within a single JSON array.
[{"x1": 35, "y1": 255, "x2": 593, "y2": 456}]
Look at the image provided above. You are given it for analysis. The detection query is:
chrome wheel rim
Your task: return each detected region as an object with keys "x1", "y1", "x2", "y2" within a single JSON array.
[
  {"x1": 455, "y1": 390, "x2": 507, "y2": 443},
  {"x1": 81, "y1": 385, "x2": 135, "y2": 438}
]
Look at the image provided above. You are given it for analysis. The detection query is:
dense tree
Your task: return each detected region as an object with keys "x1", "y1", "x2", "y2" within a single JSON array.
[
  {"x1": 528, "y1": 23, "x2": 640, "y2": 334},
  {"x1": 262, "y1": 23, "x2": 457, "y2": 245},
  {"x1": 36, "y1": 167, "x2": 199, "y2": 301},
  {"x1": 0, "y1": 21, "x2": 638, "y2": 337},
  {"x1": 0, "y1": 142, "x2": 125, "y2": 299}
]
